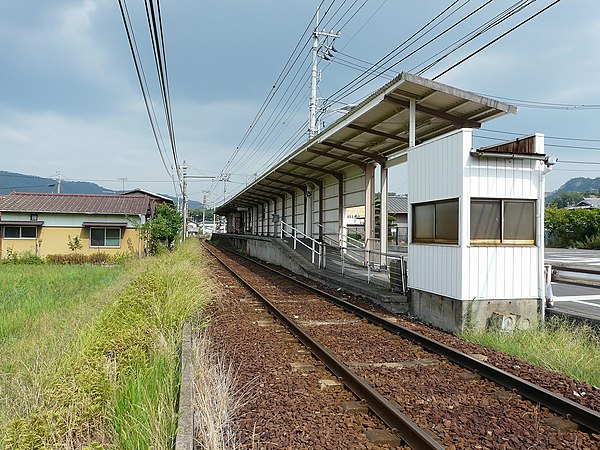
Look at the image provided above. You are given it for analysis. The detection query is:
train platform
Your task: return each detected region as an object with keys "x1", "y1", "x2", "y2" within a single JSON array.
[{"x1": 210, "y1": 233, "x2": 408, "y2": 314}]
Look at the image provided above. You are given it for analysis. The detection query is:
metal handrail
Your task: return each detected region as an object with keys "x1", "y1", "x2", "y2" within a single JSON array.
[
  {"x1": 280, "y1": 221, "x2": 324, "y2": 268},
  {"x1": 316, "y1": 223, "x2": 365, "y2": 249}
]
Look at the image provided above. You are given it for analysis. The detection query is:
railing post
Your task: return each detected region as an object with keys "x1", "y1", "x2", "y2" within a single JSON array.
[
  {"x1": 293, "y1": 229, "x2": 297, "y2": 249},
  {"x1": 280, "y1": 221, "x2": 283, "y2": 239},
  {"x1": 311, "y1": 240, "x2": 315, "y2": 264},
  {"x1": 401, "y1": 256, "x2": 408, "y2": 295},
  {"x1": 340, "y1": 247, "x2": 345, "y2": 276},
  {"x1": 367, "y1": 251, "x2": 371, "y2": 283}
]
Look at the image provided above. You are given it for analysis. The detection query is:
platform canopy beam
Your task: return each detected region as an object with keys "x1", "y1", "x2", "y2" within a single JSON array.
[
  {"x1": 346, "y1": 123, "x2": 409, "y2": 143},
  {"x1": 306, "y1": 149, "x2": 367, "y2": 170},
  {"x1": 320, "y1": 140, "x2": 387, "y2": 167},
  {"x1": 384, "y1": 95, "x2": 482, "y2": 129}
]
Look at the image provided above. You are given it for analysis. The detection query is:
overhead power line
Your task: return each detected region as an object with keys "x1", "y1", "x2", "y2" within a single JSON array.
[
  {"x1": 117, "y1": 0, "x2": 171, "y2": 177},
  {"x1": 117, "y1": 0, "x2": 181, "y2": 198},
  {"x1": 433, "y1": 0, "x2": 563, "y2": 79}
]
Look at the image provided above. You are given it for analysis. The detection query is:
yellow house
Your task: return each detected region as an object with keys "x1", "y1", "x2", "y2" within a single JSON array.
[{"x1": 0, "y1": 192, "x2": 152, "y2": 258}]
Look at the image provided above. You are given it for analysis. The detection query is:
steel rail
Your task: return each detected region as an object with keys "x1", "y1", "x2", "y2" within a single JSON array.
[
  {"x1": 204, "y1": 243, "x2": 444, "y2": 450},
  {"x1": 208, "y1": 242, "x2": 600, "y2": 434}
]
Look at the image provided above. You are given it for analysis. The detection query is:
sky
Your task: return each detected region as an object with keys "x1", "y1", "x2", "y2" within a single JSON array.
[{"x1": 1, "y1": 0, "x2": 600, "y2": 205}]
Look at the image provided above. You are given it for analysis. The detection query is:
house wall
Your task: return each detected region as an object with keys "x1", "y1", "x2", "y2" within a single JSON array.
[{"x1": 0, "y1": 212, "x2": 143, "y2": 258}]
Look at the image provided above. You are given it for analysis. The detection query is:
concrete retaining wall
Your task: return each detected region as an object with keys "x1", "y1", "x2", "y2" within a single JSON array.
[{"x1": 410, "y1": 289, "x2": 541, "y2": 333}]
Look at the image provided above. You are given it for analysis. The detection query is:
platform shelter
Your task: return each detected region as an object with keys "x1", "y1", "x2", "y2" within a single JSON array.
[{"x1": 216, "y1": 73, "x2": 553, "y2": 332}]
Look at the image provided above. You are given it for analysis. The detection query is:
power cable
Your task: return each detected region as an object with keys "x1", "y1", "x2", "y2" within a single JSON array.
[
  {"x1": 413, "y1": 0, "x2": 532, "y2": 75},
  {"x1": 144, "y1": 0, "x2": 181, "y2": 192},
  {"x1": 324, "y1": 0, "x2": 468, "y2": 105},
  {"x1": 219, "y1": 3, "x2": 325, "y2": 179},
  {"x1": 117, "y1": 0, "x2": 172, "y2": 177},
  {"x1": 479, "y1": 129, "x2": 600, "y2": 143},
  {"x1": 433, "y1": 0, "x2": 563, "y2": 80}
]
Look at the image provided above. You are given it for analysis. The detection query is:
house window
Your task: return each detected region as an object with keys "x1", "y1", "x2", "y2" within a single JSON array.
[
  {"x1": 3, "y1": 226, "x2": 37, "y2": 239},
  {"x1": 412, "y1": 198, "x2": 459, "y2": 244},
  {"x1": 90, "y1": 227, "x2": 121, "y2": 247},
  {"x1": 471, "y1": 199, "x2": 535, "y2": 245}
]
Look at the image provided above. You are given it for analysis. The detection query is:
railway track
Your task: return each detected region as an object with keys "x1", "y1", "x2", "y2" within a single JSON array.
[{"x1": 203, "y1": 242, "x2": 600, "y2": 449}]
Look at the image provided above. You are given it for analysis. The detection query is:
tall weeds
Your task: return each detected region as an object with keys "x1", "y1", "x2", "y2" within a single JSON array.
[
  {"x1": 462, "y1": 316, "x2": 600, "y2": 386},
  {"x1": 193, "y1": 332, "x2": 251, "y2": 450}
]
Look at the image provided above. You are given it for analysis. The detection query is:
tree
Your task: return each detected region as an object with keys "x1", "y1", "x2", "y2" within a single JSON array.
[
  {"x1": 545, "y1": 207, "x2": 600, "y2": 247},
  {"x1": 143, "y1": 203, "x2": 183, "y2": 254},
  {"x1": 547, "y1": 191, "x2": 586, "y2": 208}
]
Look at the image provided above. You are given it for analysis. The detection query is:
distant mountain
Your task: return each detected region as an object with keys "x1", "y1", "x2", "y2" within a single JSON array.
[
  {"x1": 0, "y1": 171, "x2": 204, "y2": 210},
  {"x1": 546, "y1": 177, "x2": 600, "y2": 201}
]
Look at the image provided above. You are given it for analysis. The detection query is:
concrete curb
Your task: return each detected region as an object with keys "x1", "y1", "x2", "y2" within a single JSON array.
[{"x1": 175, "y1": 322, "x2": 194, "y2": 450}]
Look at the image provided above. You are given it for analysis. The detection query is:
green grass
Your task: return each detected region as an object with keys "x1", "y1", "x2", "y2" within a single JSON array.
[
  {"x1": 0, "y1": 264, "x2": 128, "y2": 429},
  {"x1": 1, "y1": 240, "x2": 213, "y2": 449},
  {"x1": 0, "y1": 265, "x2": 124, "y2": 343},
  {"x1": 111, "y1": 353, "x2": 179, "y2": 450},
  {"x1": 462, "y1": 316, "x2": 600, "y2": 387}
]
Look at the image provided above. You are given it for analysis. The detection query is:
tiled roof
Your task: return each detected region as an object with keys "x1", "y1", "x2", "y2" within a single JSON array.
[
  {"x1": 388, "y1": 195, "x2": 408, "y2": 214},
  {"x1": 581, "y1": 198, "x2": 600, "y2": 208},
  {"x1": 0, "y1": 192, "x2": 150, "y2": 215}
]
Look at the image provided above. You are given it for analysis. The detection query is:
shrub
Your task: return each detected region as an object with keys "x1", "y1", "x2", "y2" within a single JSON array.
[
  {"x1": 545, "y1": 207, "x2": 600, "y2": 247},
  {"x1": 0, "y1": 251, "x2": 43, "y2": 265},
  {"x1": 45, "y1": 253, "x2": 113, "y2": 265},
  {"x1": 574, "y1": 233, "x2": 600, "y2": 250}
]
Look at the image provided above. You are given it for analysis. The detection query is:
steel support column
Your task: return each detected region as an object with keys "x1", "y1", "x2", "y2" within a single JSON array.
[
  {"x1": 365, "y1": 163, "x2": 376, "y2": 252},
  {"x1": 380, "y1": 164, "x2": 388, "y2": 261}
]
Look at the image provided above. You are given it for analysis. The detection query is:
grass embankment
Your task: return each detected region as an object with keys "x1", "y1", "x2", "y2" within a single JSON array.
[
  {"x1": 1, "y1": 240, "x2": 213, "y2": 449},
  {"x1": 462, "y1": 316, "x2": 600, "y2": 387}
]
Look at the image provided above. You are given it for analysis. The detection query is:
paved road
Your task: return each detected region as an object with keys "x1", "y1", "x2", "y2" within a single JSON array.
[
  {"x1": 545, "y1": 248, "x2": 600, "y2": 322},
  {"x1": 545, "y1": 248, "x2": 600, "y2": 269}
]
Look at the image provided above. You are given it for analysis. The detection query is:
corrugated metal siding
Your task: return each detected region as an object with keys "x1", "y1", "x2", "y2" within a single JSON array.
[
  {"x1": 464, "y1": 150, "x2": 541, "y2": 299},
  {"x1": 294, "y1": 191, "x2": 305, "y2": 232},
  {"x1": 465, "y1": 246, "x2": 538, "y2": 299},
  {"x1": 408, "y1": 131, "x2": 467, "y2": 299},
  {"x1": 410, "y1": 244, "x2": 462, "y2": 298},
  {"x1": 409, "y1": 130, "x2": 466, "y2": 203},
  {"x1": 465, "y1": 158, "x2": 539, "y2": 199}
]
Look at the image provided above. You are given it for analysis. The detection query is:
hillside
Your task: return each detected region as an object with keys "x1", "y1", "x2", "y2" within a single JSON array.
[
  {"x1": 546, "y1": 177, "x2": 600, "y2": 201},
  {"x1": 0, "y1": 171, "x2": 203, "y2": 209}
]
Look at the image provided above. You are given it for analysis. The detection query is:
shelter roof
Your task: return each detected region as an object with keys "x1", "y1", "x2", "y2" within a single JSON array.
[
  {"x1": 0, "y1": 192, "x2": 150, "y2": 215},
  {"x1": 218, "y1": 72, "x2": 516, "y2": 214}
]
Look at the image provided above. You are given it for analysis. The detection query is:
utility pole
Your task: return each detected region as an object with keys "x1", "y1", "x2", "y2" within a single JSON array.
[
  {"x1": 222, "y1": 173, "x2": 231, "y2": 202},
  {"x1": 182, "y1": 161, "x2": 188, "y2": 241},
  {"x1": 202, "y1": 190, "x2": 209, "y2": 230},
  {"x1": 308, "y1": 6, "x2": 341, "y2": 139},
  {"x1": 117, "y1": 177, "x2": 127, "y2": 193},
  {"x1": 57, "y1": 172, "x2": 62, "y2": 194}
]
